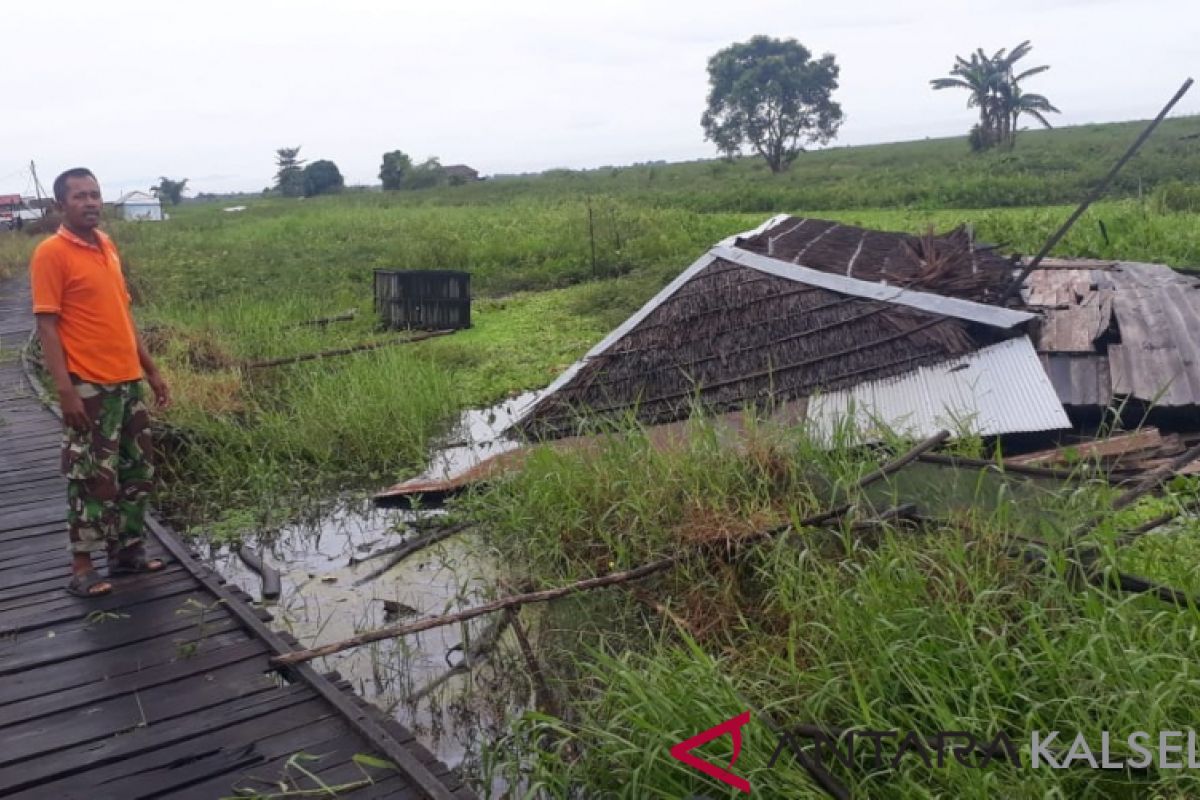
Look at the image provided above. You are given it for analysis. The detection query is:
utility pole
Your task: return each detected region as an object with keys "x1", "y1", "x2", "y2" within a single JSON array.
[{"x1": 29, "y1": 160, "x2": 47, "y2": 212}]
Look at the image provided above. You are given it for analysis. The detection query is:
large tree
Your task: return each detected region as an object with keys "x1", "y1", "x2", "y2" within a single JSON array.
[
  {"x1": 302, "y1": 160, "x2": 344, "y2": 197},
  {"x1": 404, "y1": 157, "x2": 446, "y2": 190},
  {"x1": 274, "y1": 146, "x2": 306, "y2": 197},
  {"x1": 379, "y1": 150, "x2": 413, "y2": 190},
  {"x1": 150, "y1": 177, "x2": 188, "y2": 205},
  {"x1": 701, "y1": 36, "x2": 844, "y2": 173},
  {"x1": 932, "y1": 41, "x2": 1059, "y2": 150}
]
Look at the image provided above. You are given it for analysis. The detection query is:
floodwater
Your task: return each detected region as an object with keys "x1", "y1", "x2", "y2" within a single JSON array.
[{"x1": 204, "y1": 393, "x2": 543, "y2": 784}]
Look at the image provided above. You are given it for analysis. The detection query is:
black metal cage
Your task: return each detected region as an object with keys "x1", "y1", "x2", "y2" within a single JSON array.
[{"x1": 374, "y1": 270, "x2": 471, "y2": 331}]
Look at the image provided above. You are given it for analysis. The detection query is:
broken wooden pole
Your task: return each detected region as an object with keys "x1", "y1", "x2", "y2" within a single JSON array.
[
  {"x1": 295, "y1": 309, "x2": 356, "y2": 328},
  {"x1": 237, "y1": 545, "x2": 281, "y2": 600},
  {"x1": 1111, "y1": 441, "x2": 1200, "y2": 512},
  {"x1": 916, "y1": 452, "x2": 1090, "y2": 481},
  {"x1": 241, "y1": 330, "x2": 454, "y2": 370},
  {"x1": 1115, "y1": 502, "x2": 1197, "y2": 548},
  {"x1": 761, "y1": 430, "x2": 951, "y2": 535},
  {"x1": 352, "y1": 522, "x2": 472, "y2": 586},
  {"x1": 505, "y1": 607, "x2": 560, "y2": 718},
  {"x1": 273, "y1": 557, "x2": 677, "y2": 667},
  {"x1": 1002, "y1": 77, "x2": 1194, "y2": 303}
]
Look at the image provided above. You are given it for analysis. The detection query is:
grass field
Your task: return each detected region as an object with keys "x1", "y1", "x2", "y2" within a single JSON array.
[{"x1": 5, "y1": 116, "x2": 1200, "y2": 797}]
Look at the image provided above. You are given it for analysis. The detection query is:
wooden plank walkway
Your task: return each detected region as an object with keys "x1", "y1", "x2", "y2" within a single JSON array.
[{"x1": 0, "y1": 276, "x2": 475, "y2": 800}]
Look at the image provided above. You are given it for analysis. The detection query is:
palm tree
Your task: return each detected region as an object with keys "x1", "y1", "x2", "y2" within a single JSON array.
[
  {"x1": 1005, "y1": 84, "x2": 1061, "y2": 142},
  {"x1": 931, "y1": 50, "x2": 1004, "y2": 149},
  {"x1": 932, "y1": 40, "x2": 1059, "y2": 150}
]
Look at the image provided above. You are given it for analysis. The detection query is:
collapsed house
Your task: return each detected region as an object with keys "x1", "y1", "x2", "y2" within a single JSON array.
[
  {"x1": 377, "y1": 215, "x2": 1200, "y2": 504},
  {"x1": 517, "y1": 215, "x2": 1070, "y2": 442}
]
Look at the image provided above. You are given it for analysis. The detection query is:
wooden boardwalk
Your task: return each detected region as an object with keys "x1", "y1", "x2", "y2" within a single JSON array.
[{"x1": 0, "y1": 277, "x2": 475, "y2": 800}]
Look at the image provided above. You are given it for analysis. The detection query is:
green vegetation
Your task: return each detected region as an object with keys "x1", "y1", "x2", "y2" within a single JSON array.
[
  {"x1": 151, "y1": 177, "x2": 190, "y2": 206},
  {"x1": 702, "y1": 36, "x2": 844, "y2": 171},
  {"x1": 471, "y1": 422, "x2": 1200, "y2": 797},
  {"x1": 402, "y1": 117, "x2": 1200, "y2": 212},
  {"x1": 6, "y1": 114, "x2": 1200, "y2": 798},
  {"x1": 931, "y1": 40, "x2": 1059, "y2": 151}
]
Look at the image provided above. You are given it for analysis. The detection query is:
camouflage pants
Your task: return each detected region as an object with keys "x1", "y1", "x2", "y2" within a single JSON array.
[{"x1": 62, "y1": 379, "x2": 155, "y2": 555}]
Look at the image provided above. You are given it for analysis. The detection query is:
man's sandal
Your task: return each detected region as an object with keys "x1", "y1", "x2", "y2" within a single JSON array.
[
  {"x1": 108, "y1": 545, "x2": 166, "y2": 576},
  {"x1": 66, "y1": 569, "x2": 113, "y2": 598}
]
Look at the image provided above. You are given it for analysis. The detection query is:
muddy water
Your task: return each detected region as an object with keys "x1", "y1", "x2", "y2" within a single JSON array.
[{"x1": 205, "y1": 394, "x2": 543, "y2": 783}]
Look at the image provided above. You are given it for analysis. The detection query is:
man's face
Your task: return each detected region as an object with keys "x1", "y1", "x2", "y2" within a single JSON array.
[{"x1": 60, "y1": 176, "x2": 102, "y2": 230}]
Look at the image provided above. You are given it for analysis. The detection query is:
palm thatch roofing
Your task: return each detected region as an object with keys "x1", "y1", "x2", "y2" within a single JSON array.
[
  {"x1": 733, "y1": 216, "x2": 1015, "y2": 303},
  {"x1": 518, "y1": 216, "x2": 1049, "y2": 439}
]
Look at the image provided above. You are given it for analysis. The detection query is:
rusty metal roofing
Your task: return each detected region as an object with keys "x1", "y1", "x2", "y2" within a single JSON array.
[
  {"x1": 1024, "y1": 261, "x2": 1200, "y2": 409},
  {"x1": 803, "y1": 336, "x2": 1070, "y2": 439}
]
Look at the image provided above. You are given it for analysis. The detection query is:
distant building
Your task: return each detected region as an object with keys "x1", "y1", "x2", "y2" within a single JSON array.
[
  {"x1": 0, "y1": 194, "x2": 20, "y2": 228},
  {"x1": 114, "y1": 190, "x2": 163, "y2": 221},
  {"x1": 443, "y1": 165, "x2": 481, "y2": 185}
]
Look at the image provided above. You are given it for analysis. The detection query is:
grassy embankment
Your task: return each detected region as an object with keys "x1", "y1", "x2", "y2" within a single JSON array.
[{"x1": 468, "y1": 424, "x2": 1200, "y2": 797}]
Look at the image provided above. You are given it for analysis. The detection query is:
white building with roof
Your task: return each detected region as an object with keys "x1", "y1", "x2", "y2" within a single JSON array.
[{"x1": 114, "y1": 191, "x2": 163, "y2": 221}]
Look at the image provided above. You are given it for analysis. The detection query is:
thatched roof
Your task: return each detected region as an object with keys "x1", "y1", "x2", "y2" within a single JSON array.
[
  {"x1": 735, "y1": 217, "x2": 1014, "y2": 304},
  {"x1": 519, "y1": 216, "x2": 1042, "y2": 439}
]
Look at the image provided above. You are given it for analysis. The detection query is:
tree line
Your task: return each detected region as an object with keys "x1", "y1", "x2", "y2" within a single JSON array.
[
  {"x1": 152, "y1": 37, "x2": 1060, "y2": 202},
  {"x1": 701, "y1": 36, "x2": 1059, "y2": 172}
]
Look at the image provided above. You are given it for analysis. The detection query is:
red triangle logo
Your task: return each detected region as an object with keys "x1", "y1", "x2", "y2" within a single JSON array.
[{"x1": 670, "y1": 711, "x2": 752, "y2": 794}]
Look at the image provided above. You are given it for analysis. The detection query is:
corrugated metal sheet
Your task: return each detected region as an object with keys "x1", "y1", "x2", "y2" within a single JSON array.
[
  {"x1": 1039, "y1": 353, "x2": 1112, "y2": 408},
  {"x1": 1026, "y1": 261, "x2": 1200, "y2": 409},
  {"x1": 803, "y1": 336, "x2": 1069, "y2": 440},
  {"x1": 713, "y1": 244, "x2": 1036, "y2": 330}
]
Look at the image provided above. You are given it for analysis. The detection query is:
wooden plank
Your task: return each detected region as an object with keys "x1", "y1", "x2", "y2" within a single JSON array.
[
  {"x1": 0, "y1": 513, "x2": 64, "y2": 536},
  {"x1": 0, "y1": 573, "x2": 196, "y2": 635},
  {"x1": 0, "y1": 657, "x2": 277, "y2": 767},
  {"x1": 0, "y1": 593, "x2": 232, "y2": 675},
  {"x1": 145, "y1": 513, "x2": 463, "y2": 800},
  {"x1": 134, "y1": 722, "x2": 374, "y2": 800},
  {"x1": 0, "y1": 624, "x2": 248, "y2": 707},
  {"x1": 8, "y1": 698, "x2": 341, "y2": 800},
  {"x1": 1007, "y1": 428, "x2": 1166, "y2": 466},
  {"x1": 0, "y1": 683, "x2": 318, "y2": 795},
  {"x1": 0, "y1": 638, "x2": 268, "y2": 728}
]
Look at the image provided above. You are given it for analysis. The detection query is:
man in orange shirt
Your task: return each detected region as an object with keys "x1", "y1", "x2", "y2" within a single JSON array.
[{"x1": 30, "y1": 168, "x2": 172, "y2": 597}]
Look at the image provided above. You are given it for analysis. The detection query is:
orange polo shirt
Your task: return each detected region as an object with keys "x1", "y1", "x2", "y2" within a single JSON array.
[{"x1": 30, "y1": 227, "x2": 142, "y2": 384}]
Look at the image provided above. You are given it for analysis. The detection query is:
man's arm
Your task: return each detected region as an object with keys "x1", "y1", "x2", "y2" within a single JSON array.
[
  {"x1": 35, "y1": 313, "x2": 90, "y2": 431},
  {"x1": 134, "y1": 329, "x2": 171, "y2": 409}
]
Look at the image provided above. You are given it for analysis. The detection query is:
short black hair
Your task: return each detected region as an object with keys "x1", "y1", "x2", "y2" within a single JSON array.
[{"x1": 53, "y1": 168, "x2": 98, "y2": 203}]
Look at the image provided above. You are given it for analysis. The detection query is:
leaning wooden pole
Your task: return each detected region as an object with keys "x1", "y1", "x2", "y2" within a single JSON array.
[
  {"x1": 1001, "y1": 77, "x2": 1194, "y2": 303},
  {"x1": 273, "y1": 557, "x2": 677, "y2": 667},
  {"x1": 273, "y1": 431, "x2": 951, "y2": 667}
]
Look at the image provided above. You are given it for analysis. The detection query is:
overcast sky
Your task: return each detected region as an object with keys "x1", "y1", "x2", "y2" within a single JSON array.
[{"x1": 2, "y1": 0, "x2": 1196, "y2": 197}]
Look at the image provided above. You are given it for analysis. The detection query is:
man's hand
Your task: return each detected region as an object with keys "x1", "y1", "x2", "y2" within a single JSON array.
[
  {"x1": 58, "y1": 386, "x2": 90, "y2": 432},
  {"x1": 146, "y1": 370, "x2": 172, "y2": 409}
]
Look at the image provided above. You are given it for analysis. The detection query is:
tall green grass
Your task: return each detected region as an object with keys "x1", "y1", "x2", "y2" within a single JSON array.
[
  {"x1": 380, "y1": 117, "x2": 1200, "y2": 213},
  {"x1": 0, "y1": 232, "x2": 35, "y2": 281},
  {"x1": 470, "y1": 421, "x2": 1200, "y2": 798}
]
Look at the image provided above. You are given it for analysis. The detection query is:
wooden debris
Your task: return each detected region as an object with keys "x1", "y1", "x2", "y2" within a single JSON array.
[
  {"x1": 241, "y1": 330, "x2": 454, "y2": 370},
  {"x1": 295, "y1": 309, "x2": 356, "y2": 328},
  {"x1": 352, "y1": 523, "x2": 472, "y2": 586},
  {"x1": 1006, "y1": 428, "x2": 1174, "y2": 469},
  {"x1": 505, "y1": 607, "x2": 560, "y2": 717},
  {"x1": 236, "y1": 545, "x2": 281, "y2": 600}
]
